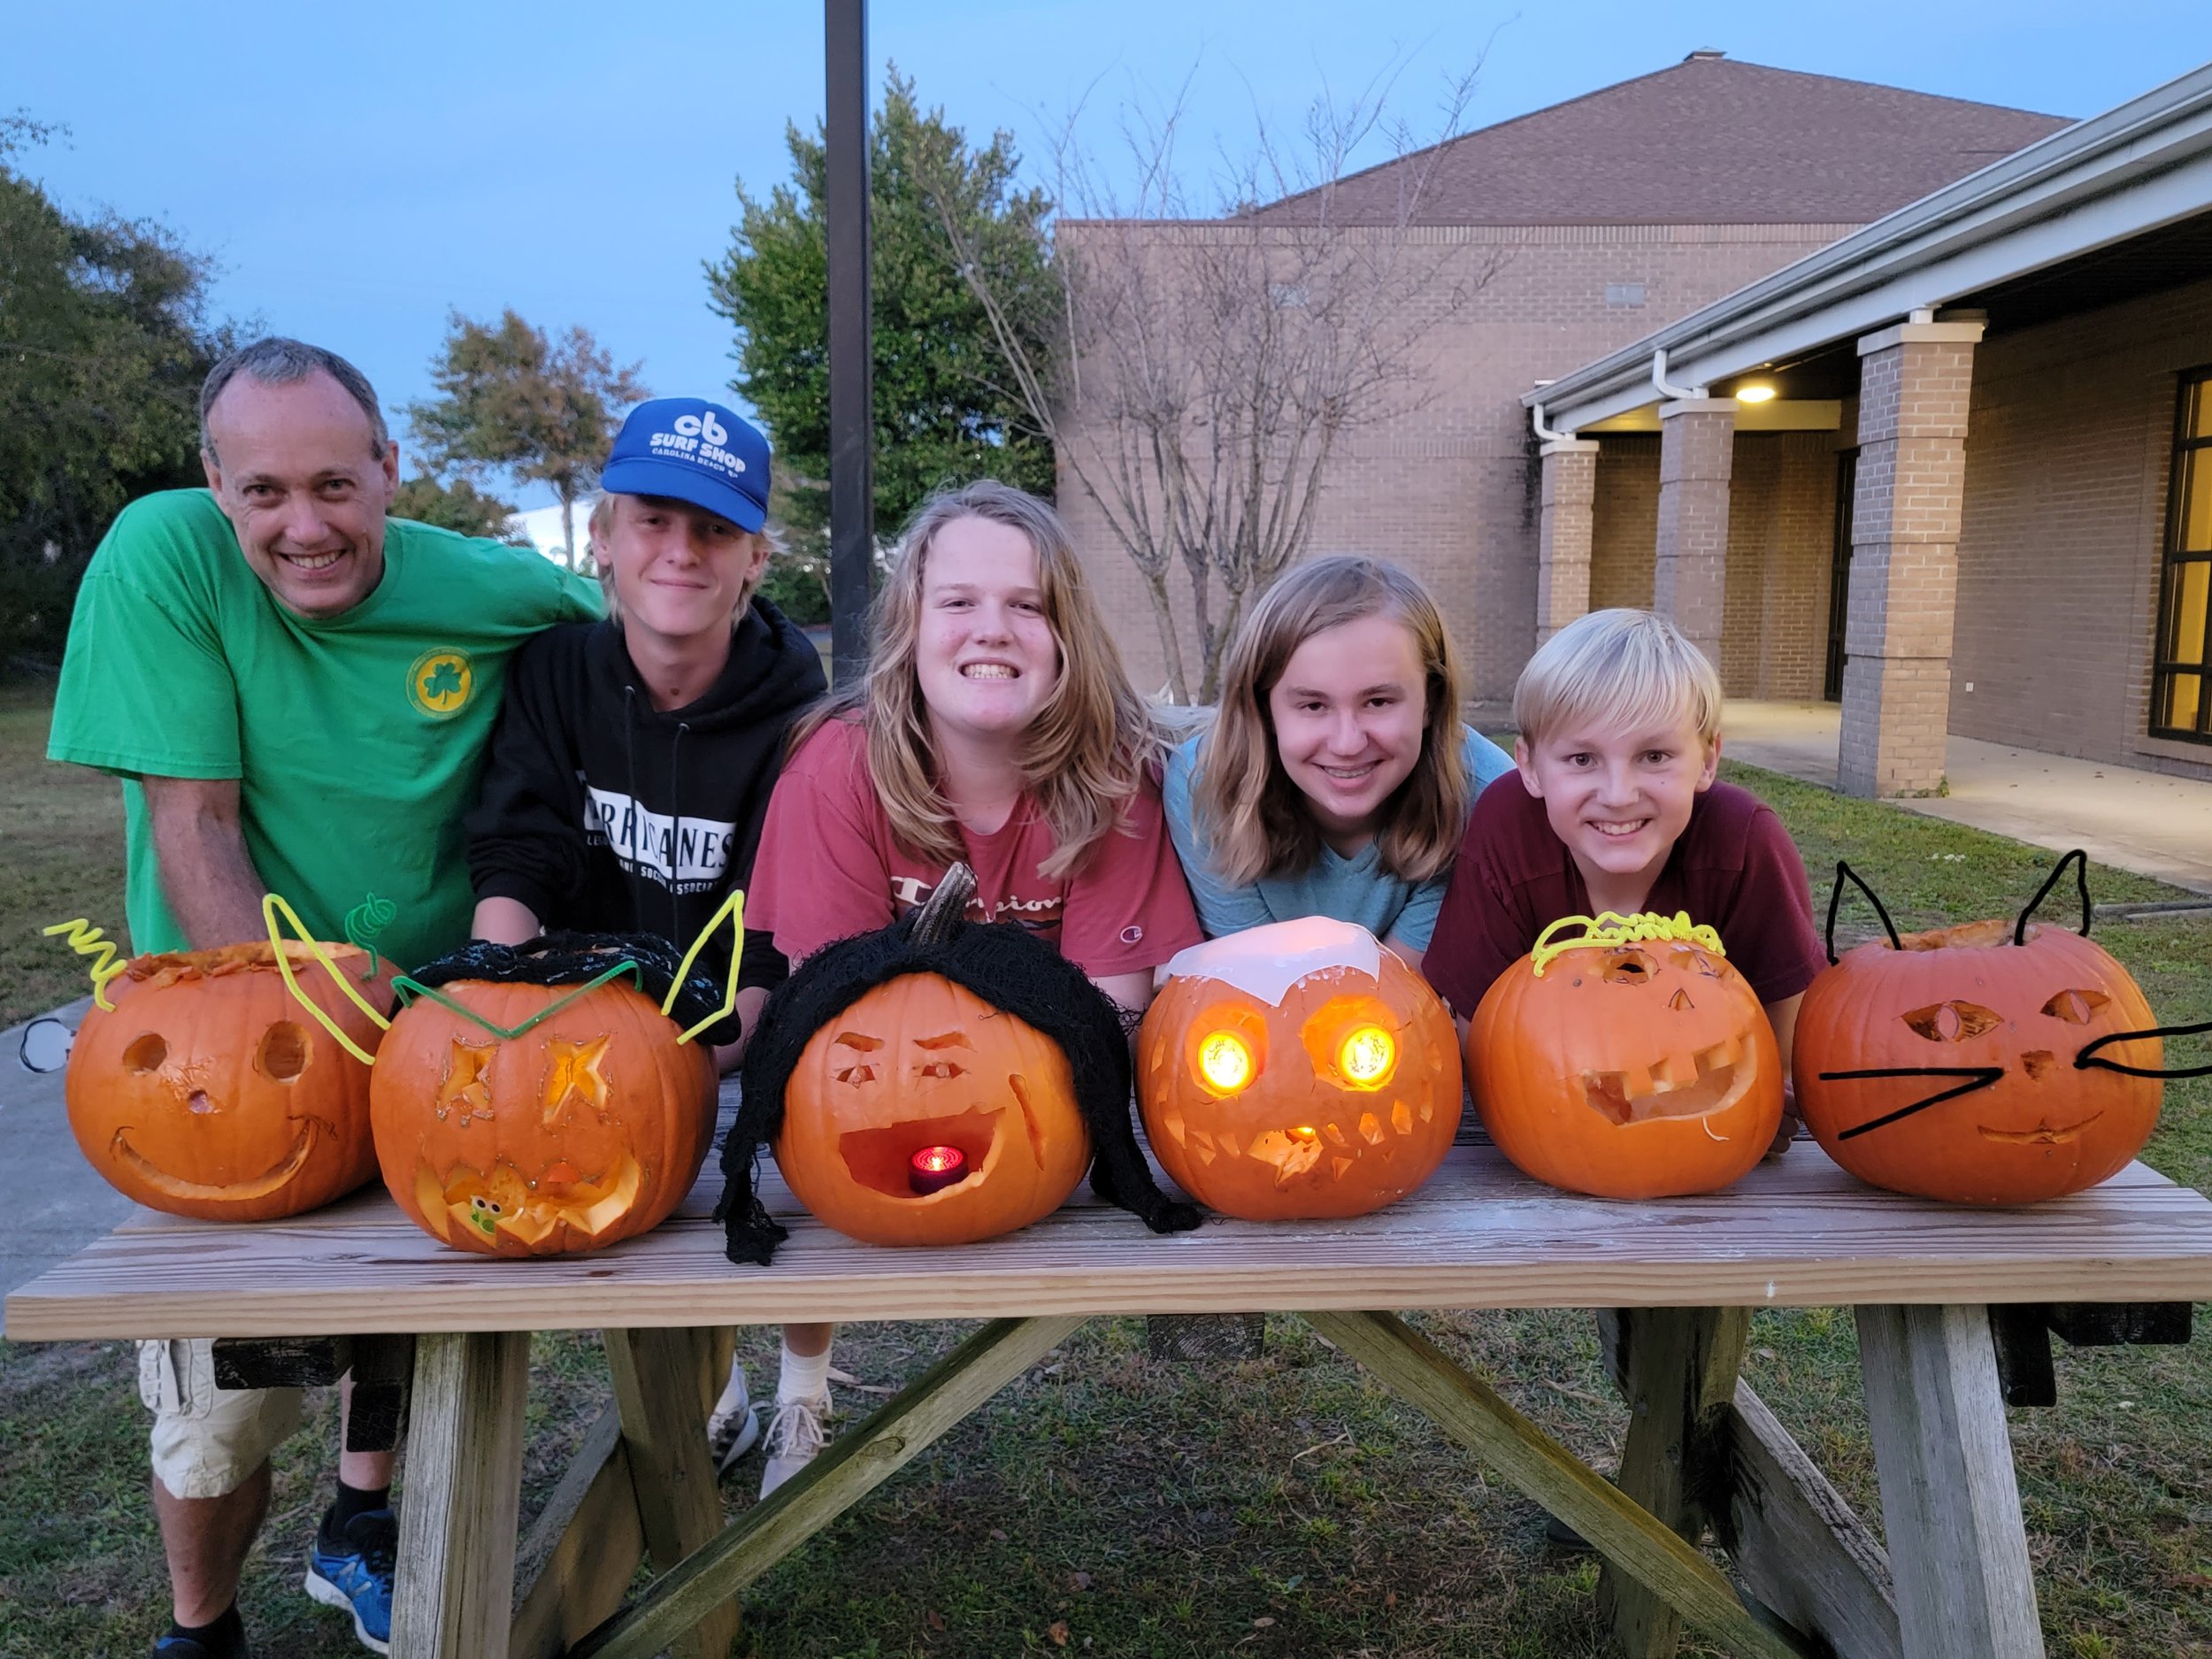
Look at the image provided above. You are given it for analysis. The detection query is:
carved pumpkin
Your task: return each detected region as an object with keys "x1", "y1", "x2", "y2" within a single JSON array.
[
  {"x1": 1793, "y1": 871, "x2": 2170, "y2": 1205},
  {"x1": 1138, "y1": 918, "x2": 1461, "y2": 1220},
  {"x1": 370, "y1": 977, "x2": 715, "y2": 1256},
  {"x1": 775, "y1": 973, "x2": 1091, "y2": 1247},
  {"x1": 722, "y1": 864, "x2": 1199, "y2": 1263},
  {"x1": 65, "y1": 941, "x2": 388, "y2": 1220},
  {"x1": 1467, "y1": 914, "x2": 1782, "y2": 1199}
]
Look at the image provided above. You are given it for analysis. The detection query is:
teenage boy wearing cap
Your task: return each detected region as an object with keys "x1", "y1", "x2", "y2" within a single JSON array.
[{"x1": 465, "y1": 397, "x2": 828, "y2": 1466}]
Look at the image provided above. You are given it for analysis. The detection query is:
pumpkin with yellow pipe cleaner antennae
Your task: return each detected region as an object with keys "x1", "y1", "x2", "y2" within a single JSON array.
[{"x1": 1466, "y1": 910, "x2": 1783, "y2": 1199}]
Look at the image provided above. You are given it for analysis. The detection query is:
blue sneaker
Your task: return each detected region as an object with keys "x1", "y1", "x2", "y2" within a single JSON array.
[{"x1": 304, "y1": 1509, "x2": 395, "y2": 1655}]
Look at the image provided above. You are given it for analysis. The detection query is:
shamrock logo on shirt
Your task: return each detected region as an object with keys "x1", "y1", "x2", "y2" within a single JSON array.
[{"x1": 408, "y1": 649, "x2": 476, "y2": 718}]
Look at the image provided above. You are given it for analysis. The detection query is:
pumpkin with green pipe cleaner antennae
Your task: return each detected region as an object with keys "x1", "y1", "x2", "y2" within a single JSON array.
[
  {"x1": 1466, "y1": 911, "x2": 1782, "y2": 1199},
  {"x1": 1792, "y1": 851, "x2": 2198, "y2": 1206}
]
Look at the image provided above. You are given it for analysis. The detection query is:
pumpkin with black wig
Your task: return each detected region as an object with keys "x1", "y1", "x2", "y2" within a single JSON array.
[{"x1": 718, "y1": 865, "x2": 1201, "y2": 1260}]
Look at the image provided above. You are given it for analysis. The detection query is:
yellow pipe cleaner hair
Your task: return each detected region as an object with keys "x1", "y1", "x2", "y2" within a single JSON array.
[
  {"x1": 262, "y1": 894, "x2": 394, "y2": 1065},
  {"x1": 1530, "y1": 910, "x2": 1726, "y2": 979},
  {"x1": 42, "y1": 920, "x2": 130, "y2": 1012},
  {"x1": 663, "y1": 887, "x2": 745, "y2": 1046}
]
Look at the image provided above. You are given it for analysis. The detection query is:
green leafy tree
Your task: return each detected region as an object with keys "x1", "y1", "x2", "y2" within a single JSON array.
[
  {"x1": 405, "y1": 310, "x2": 646, "y2": 568},
  {"x1": 389, "y1": 473, "x2": 526, "y2": 543},
  {"x1": 706, "y1": 68, "x2": 1058, "y2": 547},
  {"x1": 0, "y1": 114, "x2": 232, "y2": 664}
]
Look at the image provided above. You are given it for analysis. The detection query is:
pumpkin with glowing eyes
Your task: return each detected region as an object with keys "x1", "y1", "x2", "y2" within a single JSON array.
[
  {"x1": 1137, "y1": 918, "x2": 1462, "y2": 1220},
  {"x1": 1793, "y1": 918, "x2": 2162, "y2": 1205},
  {"x1": 1467, "y1": 916, "x2": 1783, "y2": 1199},
  {"x1": 65, "y1": 941, "x2": 389, "y2": 1221},
  {"x1": 775, "y1": 974, "x2": 1092, "y2": 1248},
  {"x1": 370, "y1": 978, "x2": 715, "y2": 1256}
]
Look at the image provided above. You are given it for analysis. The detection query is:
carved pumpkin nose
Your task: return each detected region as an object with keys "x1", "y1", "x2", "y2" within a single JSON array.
[{"x1": 187, "y1": 1090, "x2": 217, "y2": 1116}]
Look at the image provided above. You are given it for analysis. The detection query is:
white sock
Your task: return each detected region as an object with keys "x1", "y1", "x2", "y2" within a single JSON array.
[
  {"x1": 777, "y1": 1340, "x2": 832, "y2": 1406},
  {"x1": 710, "y1": 1360, "x2": 750, "y2": 1420}
]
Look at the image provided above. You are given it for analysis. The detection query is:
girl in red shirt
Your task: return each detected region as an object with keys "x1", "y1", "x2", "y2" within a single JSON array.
[{"x1": 743, "y1": 480, "x2": 1202, "y2": 1494}]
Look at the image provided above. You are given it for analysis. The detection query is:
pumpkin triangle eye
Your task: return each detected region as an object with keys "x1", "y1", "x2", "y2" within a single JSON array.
[
  {"x1": 2040, "y1": 988, "x2": 2110, "y2": 1024},
  {"x1": 1599, "y1": 949, "x2": 1658, "y2": 984}
]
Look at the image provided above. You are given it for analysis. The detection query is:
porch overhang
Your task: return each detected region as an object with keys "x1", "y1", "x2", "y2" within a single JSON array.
[{"x1": 1526, "y1": 59, "x2": 2212, "y2": 434}]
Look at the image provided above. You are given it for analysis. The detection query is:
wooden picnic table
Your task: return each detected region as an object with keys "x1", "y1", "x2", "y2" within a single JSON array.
[{"x1": 11, "y1": 1109, "x2": 2212, "y2": 1659}]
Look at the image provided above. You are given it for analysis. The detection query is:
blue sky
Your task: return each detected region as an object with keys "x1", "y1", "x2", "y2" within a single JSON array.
[{"x1": 11, "y1": 2, "x2": 2211, "y2": 507}]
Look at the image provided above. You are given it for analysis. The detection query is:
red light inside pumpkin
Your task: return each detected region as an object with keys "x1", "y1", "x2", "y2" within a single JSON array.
[{"x1": 908, "y1": 1144, "x2": 968, "y2": 1195}]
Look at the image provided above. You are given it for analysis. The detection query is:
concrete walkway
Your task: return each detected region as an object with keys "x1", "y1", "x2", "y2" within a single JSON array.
[
  {"x1": 1725, "y1": 701, "x2": 2212, "y2": 896},
  {"x1": 0, "y1": 996, "x2": 133, "y2": 1319}
]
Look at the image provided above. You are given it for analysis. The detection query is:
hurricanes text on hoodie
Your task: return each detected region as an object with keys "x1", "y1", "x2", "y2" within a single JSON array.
[{"x1": 465, "y1": 600, "x2": 829, "y2": 992}]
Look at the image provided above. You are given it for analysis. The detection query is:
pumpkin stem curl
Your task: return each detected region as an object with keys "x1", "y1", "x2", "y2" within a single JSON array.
[{"x1": 1530, "y1": 910, "x2": 1726, "y2": 979}]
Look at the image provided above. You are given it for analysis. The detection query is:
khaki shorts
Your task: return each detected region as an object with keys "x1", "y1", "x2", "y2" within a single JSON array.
[{"x1": 139, "y1": 1339, "x2": 303, "y2": 1501}]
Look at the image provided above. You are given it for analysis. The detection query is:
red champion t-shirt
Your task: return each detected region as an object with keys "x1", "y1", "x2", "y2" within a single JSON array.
[
  {"x1": 749, "y1": 718, "x2": 1203, "y2": 978},
  {"x1": 1425, "y1": 774, "x2": 1827, "y2": 1017}
]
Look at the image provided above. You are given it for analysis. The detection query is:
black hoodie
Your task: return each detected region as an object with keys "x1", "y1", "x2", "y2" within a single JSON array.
[{"x1": 465, "y1": 600, "x2": 828, "y2": 990}]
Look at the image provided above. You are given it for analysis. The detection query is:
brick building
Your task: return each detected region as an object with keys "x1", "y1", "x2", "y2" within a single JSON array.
[
  {"x1": 1533, "y1": 60, "x2": 2212, "y2": 792},
  {"x1": 1054, "y1": 52, "x2": 2068, "y2": 708}
]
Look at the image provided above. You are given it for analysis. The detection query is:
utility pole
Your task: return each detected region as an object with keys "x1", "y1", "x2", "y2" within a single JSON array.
[{"x1": 824, "y1": 0, "x2": 872, "y2": 682}]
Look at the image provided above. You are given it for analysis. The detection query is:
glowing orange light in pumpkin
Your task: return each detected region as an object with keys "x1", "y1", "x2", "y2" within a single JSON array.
[
  {"x1": 1138, "y1": 918, "x2": 1460, "y2": 1220},
  {"x1": 1467, "y1": 913, "x2": 1782, "y2": 1199},
  {"x1": 64, "y1": 941, "x2": 388, "y2": 1220}
]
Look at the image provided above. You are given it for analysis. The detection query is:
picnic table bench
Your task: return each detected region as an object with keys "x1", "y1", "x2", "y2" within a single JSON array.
[{"x1": 11, "y1": 1100, "x2": 2212, "y2": 1659}]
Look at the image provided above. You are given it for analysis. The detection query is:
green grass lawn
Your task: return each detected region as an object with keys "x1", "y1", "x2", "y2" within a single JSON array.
[{"x1": 1, "y1": 700, "x2": 2206, "y2": 1658}]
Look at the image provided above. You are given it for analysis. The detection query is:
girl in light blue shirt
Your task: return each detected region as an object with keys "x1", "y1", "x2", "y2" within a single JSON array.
[{"x1": 1162, "y1": 556, "x2": 1513, "y2": 972}]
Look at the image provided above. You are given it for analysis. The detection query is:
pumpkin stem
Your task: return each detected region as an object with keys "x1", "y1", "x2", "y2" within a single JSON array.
[{"x1": 911, "y1": 864, "x2": 979, "y2": 947}]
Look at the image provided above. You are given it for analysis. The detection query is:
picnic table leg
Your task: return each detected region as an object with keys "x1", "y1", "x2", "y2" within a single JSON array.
[
  {"x1": 1855, "y1": 1304, "x2": 2045, "y2": 1659},
  {"x1": 1305, "y1": 1310, "x2": 1809, "y2": 1659},
  {"x1": 390, "y1": 1331, "x2": 530, "y2": 1659},
  {"x1": 1598, "y1": 1306, "x2": 1749, "y2": 1657},
  {"x1": 606, "y1": 1326, "x2": 741, "y2": 1659}
]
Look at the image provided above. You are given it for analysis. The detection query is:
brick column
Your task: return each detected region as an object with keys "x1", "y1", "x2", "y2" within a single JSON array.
[
  {"x1": 1838, "y1": 318, "x2": 1984, "y2": 797},
  {"x1": 1536, "y1": 438, "x2": 1601, "y2": 644},
  {"x1": 1654, "y1": 398, "x2": 1736, "y2": 664}
]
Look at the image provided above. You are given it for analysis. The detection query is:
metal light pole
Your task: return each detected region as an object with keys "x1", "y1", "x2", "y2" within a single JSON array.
[{"x1": 825, "y1": 0, "x2": 873, "y2": 683}]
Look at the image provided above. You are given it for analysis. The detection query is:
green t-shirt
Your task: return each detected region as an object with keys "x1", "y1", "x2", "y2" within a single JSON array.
[{"x1": 50, "y1": 489, "x2": 601, "y2": 970}]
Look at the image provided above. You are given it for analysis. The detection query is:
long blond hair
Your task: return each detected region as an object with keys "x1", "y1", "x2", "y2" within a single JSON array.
[
  {"x1": 792, "y1": 480, "x2": 1163, "y2": 880},
  {"x1": 1195, "y1": 555, "x2": 1468, "y2": 886}
]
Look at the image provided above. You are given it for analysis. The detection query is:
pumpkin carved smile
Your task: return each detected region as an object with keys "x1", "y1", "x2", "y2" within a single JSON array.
[
  {"x1": 65, "y1": 941, "x2": 387, "y2": 1221},
  {"x1": 110, "y1": 1118, "x2": 321, "y2": 1203},
  {"x1": 1583, "y1": 1036, "x2": 1754, "y2": 1125}
]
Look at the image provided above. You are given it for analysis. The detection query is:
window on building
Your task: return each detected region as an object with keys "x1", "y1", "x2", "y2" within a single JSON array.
[{"x1": 2152, "y1": 369, "x2": 2212, "y2": 742}]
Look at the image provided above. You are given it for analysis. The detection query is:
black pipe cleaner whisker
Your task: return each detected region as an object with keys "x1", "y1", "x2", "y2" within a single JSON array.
[
  {"x1": 2076, "y1": 1016, "x2": 2212, "y2": 1079},
  {"x1": 1818, "y1": 1065, "x2": 2007, "y2": 1140}
]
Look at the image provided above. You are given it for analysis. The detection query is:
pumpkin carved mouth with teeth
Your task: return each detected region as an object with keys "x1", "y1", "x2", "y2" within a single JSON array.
[
  {"x1": 1137, "y1": 918, "x2": 1463, "y2": 1220},
  {"x1": 1466, "y1": 914, "x2": 1784, "y2": 1199}
]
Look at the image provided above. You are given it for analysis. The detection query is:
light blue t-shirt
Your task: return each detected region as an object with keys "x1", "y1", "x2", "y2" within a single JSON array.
[{"x1": 1162, "y1": 724, "x2": 1515, "y2": 949}]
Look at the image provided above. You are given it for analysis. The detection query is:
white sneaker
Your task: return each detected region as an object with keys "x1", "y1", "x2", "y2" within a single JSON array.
[
  {"x1": 706, "y1": 1363, "x2": 761, "y2": 1477},
  {"x1": 759, "y1": 1393, "x2": 830, "y2": 1498}
]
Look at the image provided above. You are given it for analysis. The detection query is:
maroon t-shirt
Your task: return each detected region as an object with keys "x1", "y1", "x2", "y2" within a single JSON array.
[{"x1": 1425, "y1": 775, "x2": 1827, "y2": 1017}]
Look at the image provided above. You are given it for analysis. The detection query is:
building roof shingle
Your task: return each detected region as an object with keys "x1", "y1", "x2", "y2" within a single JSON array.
[{"x1": 1250, "y1": 54, "x2": 2072, "y2": 227}]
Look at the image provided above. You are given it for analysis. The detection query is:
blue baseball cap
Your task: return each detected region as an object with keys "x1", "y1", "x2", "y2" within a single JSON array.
[{"x1": 599, "y1": 397, "x2": 771, "y2": 533}]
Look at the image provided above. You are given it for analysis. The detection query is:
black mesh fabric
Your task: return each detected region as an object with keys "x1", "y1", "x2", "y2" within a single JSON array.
[
  {"x1": 716, "y1": 911, "x2": 1202, "y2": 1265},
  {"x1": 405, "y1": 931, "x2": 743, "y2": 1048}
]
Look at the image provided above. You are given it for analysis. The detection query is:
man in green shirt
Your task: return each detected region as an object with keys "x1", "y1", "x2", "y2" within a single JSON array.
[{"x1": 50, "y1": 337, "x2": 600, "y2": 1659}]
